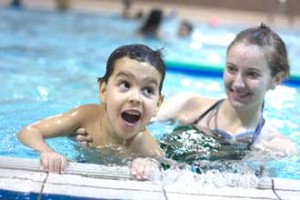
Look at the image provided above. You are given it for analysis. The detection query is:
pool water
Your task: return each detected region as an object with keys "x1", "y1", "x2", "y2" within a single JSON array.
[{"x1": 0, "y1": 8, "x2": 300, "y2": 180}]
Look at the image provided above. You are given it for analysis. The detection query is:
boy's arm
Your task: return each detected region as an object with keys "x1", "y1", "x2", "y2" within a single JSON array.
[
  {"x1": 129, "y1": 130, "x2": 164, "y2": 180},
  {"x1": 17, "y1": 105, "x2": 98, "y2": 173},
  {"x1": 129, "y1": 130, "x2": 164, "y2": 158},
  {"x1": 17, "y1": 106, "x2": 83, "y2": 153}
]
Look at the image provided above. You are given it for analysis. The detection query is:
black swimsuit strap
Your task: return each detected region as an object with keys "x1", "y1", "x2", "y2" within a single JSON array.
[
  {"x1": 249, "y1": 114, "x2": 265, "y2": 146},
  {"x1": 193, "y1": 99, "x2": 225, "y2": 125}
]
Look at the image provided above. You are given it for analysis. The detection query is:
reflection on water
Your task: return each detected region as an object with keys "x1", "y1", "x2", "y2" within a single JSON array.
[{"x1": 76, "y1": 144, "x2": 131, "y2": 166}]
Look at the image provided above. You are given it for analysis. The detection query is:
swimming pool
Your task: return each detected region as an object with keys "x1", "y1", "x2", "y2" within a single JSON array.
[{"x1": 0, "y1": 7, "x2": 299, "y2": 181}]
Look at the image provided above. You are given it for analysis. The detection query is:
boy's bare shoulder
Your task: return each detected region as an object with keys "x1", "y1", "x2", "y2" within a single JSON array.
[
  {"x1": 129, "y1": 130, "x2": 163, "y2": 157},
  {"x1": 70, "y1": 104, "x2": 103, "y2": 118},
  {"x1": 76, "y1": 104, "x2": 101, "y2": 110}
]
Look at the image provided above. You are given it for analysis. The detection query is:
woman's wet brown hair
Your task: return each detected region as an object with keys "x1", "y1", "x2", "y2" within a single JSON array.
[{"x1": 227, "y1": 23, "x2": 290, "y2": 78}]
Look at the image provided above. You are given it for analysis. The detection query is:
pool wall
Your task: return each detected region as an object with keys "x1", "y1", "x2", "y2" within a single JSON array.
[
  {"x1": 1, "y1": 156, "x2": 300, "y2": 199},
  {"x1": 165, "y1": 60, "x2": 300, "y2": 85}
]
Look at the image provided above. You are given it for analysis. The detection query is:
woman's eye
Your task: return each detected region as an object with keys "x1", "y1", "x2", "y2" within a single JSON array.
[
  {"x1": 227, "y1": 66, "x2": 236, "y2": 73},
  {"x1": 248, "y1": 71, "x2": 259, "y2": 79}
]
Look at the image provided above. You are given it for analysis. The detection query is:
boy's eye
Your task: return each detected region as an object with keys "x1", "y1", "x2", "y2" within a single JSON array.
[
  {"x1": 119, "y1": 81, "x2": 130, "y2": 89},
  {"x1": 143, "y1": 87, "x2": 154, "y2": 96}
]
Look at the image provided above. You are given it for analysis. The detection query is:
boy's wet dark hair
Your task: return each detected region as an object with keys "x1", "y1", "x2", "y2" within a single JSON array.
[
  {"x1": 227, "y1": 23, "x2": 290, "y2": 78},
  {"x1": 99, "y1": 44, "x2": 166, "y2": 93}
]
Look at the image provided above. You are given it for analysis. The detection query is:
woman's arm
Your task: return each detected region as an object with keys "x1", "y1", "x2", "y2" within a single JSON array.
[
  {"x1": 255, "y1": 122, "x2": 297, "y2": 157},
  {"x1": 155, "y1": 92, "x2": 203, "y2": 122},
  {"x1": 155, "y1": 92, "x2": 214, "y2": 125}
]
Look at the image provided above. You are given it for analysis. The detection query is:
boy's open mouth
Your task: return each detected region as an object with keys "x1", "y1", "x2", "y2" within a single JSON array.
[{"x1": 121, "y1": 110, "x2": 141, "y2": 123}]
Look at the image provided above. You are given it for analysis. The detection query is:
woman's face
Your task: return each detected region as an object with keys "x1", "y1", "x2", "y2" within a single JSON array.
[{"x1": 223, "y1": 43, "x2": 279, "y2": 110}]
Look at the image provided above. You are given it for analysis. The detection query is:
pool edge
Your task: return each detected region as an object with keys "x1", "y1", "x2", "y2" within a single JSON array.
[{"x1": 1, "y1": 156, "x2": 300, "y2": 199}]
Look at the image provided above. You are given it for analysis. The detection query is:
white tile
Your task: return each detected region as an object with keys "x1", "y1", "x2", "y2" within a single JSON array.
[
  {"x1": 165, "y1": 193, "x2": 260, "y2": 200},
  {"x1": 0, "y1": 168, "x2": 47, "y2": 181},
  {"x1": 0, "y1": 168, "x2": 45, "y2": 194},
  {"x1": 164, "y1": 186, "x2": 277, "y2": 199},
  {"x1": 0, "y1": 178, "x2": 42, "y2": 193},
  {"x1": 0, "y1": 156, "x2": 40, "y2": 171},
  {"x1": 203, "y1": 188, "x2": 277, "y2": 199},
  {"x1": 43, "y1": 183, "x2": 166, "y2": 200},
  {"x1": 67, "y1": 161, "x2": 132, "y2": 179},
  {"x1": 276, "y1": 190, "x2": 300, "y2": 200},
  {"x1": 0, "y1": 157, "x2": 297, "y2": 200},
  {"x1": 165, "y1": 193, "x2": 203, "y2": 200},
  {"x1": 257, "y1": 177, "x2": 273, "y2": 189},
  {"x1": 273, "y1": 178, "x2": 300, "y2": 191},
  {"x1": 46, "y1": 173, "x2": 162, "y2": 191}
]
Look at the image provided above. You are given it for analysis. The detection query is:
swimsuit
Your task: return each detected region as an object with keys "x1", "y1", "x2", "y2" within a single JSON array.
[
  {"x1": 159, "y1": 99, "x2": 266, "y2": 174},
  {"x1": 193, "y1": 99, "x2": 265, "y2": 146},
  {"x1": 159, "y1": 99, "x2": 265, "y2": 162}
]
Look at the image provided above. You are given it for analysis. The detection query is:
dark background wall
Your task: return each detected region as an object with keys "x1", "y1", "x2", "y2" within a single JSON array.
[{"x1": 136, "y1": 0, "x2": 299, "y2": 16}]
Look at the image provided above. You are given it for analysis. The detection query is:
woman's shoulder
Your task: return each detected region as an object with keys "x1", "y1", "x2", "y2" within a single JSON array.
[
  {"x1": 167, "y1": 92, "x2": 214, "y2": 108},
  {"x1": 176, "y1": 96, "x2": 218, "y2": 124},
  {"x1": 188, "y1": 95, "x2": 217, "y2": 106}
]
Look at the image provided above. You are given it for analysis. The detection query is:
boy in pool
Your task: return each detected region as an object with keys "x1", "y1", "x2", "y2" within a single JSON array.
[
  {"x1": 18, "y1": 44, "x2": 165, "y2": 180},
  {"x1": 156, "y1": 23, "x2": 297, "y2": 160}
]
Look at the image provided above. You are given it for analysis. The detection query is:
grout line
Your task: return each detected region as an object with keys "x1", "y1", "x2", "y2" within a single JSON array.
[
  {"x1": 272, "y1": 179, "x2": 282, "y2": 200},
  {"x1": 43, "y1": 181, "x2": 162, "y2": 193},
  {"x1": 162, "y1": 185, "x2": 168, "y2": 200},
  {"x1": 38, "y1": 172, "x2": 49, "y2": 200}
]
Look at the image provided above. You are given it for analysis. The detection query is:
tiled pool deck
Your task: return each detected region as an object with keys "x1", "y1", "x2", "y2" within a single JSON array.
[{"x1": 1, "y1": 156, "x2": 300, "y2": 199}]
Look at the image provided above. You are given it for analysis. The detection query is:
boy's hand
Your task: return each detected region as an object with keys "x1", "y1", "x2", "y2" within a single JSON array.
[
  {"x1": 74, "y1": 128, "x2": 93, "y2": 146},
  {"x1": 40, "y1": 152, "x2": 67, "y2": 173},
  {"x1": 130, "y1": 158, "x2": 161, "y2": 181}
]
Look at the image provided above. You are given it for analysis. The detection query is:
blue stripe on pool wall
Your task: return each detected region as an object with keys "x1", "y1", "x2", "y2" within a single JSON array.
[
  {"x1": 0, "y1": 189, "x2": 111, "y2": 200},
  {"x1": 0, "y1": 189, "x2": 39, "y2": 200},
  {"x1": 166, "y1": 60, "x2": 300, "y2": 85}
]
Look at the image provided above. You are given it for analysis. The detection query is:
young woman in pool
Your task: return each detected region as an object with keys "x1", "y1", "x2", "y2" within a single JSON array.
[
  {"x1": 156, "y1": 23, "x2": 297, "y2": 160},
  {"x1": 18, "y1": 44, "x2": 165, "y2": 180}
]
